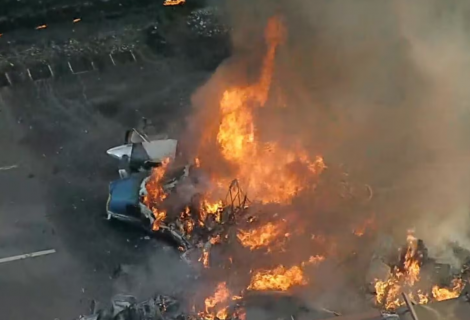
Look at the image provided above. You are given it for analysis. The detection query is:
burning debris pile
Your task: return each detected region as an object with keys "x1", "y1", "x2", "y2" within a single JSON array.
[
  {"x1": 97, "y1": 11, "x2": 470, "y2": 320},
  {"x1": 372, "y1": 232, "x2": 467, "y2": 311},
  {"x1": 140, "y1": 158, "x2": 250, "y2": 253},
  {"x1": 78, "y1": 291, "x2": 341, "y2": 320},
  {"x1": 131, "y1": 14, "x2": 470, "y2": 319}
]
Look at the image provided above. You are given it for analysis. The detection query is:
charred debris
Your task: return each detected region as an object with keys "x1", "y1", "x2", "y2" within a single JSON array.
[
  {"x1": 100, "y1": 120, "x2": 470, "y2": 320},
  {"x1": 77, "y1": 291, "x2": 340, "y2": 320},
  {"x1": 77, "y1": 290, "x2": 470, "y2": 320}
]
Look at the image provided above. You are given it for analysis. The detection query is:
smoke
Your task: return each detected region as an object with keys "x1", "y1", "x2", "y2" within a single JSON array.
[
  {"x1": 112, "y1": 246, "x2": 196, "y2": 299},
  {"x1": 390, "y1": 0, "x2": 470, "y2": 260},
  {"x1": 184, "y1": 0, "x2": 470, "y2": 313}
]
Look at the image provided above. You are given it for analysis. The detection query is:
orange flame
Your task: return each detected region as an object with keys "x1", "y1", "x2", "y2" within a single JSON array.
[
  {"x1": 237, "y1": 222, "x2": 287, "y2": 250},
  {"x1": 353, "y1": 214, "x2": 376, "y2": 237},
  {"x1": 200, "y1": 250, "x2": 210, "y2": 268},
  {"x1": 201, "y1": 200, "x2": 224, "y2": 223},
  {"x1": 143, "y1": 159, "x2": 170, "y2": 230},
  {"x1": 432, "y1": 278, "x2": 464, "y2": 301},
  {"x1": 248, "y1": 265, "x2": 307, "y2": 291},
  {"x1": 195, "y1": 157, "x2": 201, "y2": 168},
  {"x1": 152, "y1": 209, "x2": 167, "y2": 231},
  {"x1": 211, "y1": 16, "x2": 325, "y2": 204},
  {"x1": 201, "y1": 282, "x2": 231, "y2": 320},
  {"x1": 301, "y1": 255, "x2": 326, "y2": 267},
  {"x1": 163, "y1": 0, "x2": 185, "y2": 6},
  {"x1": 374, "y1": 232, "x2": 428, "y2": 310}
]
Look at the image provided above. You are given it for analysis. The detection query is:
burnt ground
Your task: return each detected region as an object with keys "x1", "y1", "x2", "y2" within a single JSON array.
[{"x1": 0, "y1": 4, "x2": 228, "y2": 320}]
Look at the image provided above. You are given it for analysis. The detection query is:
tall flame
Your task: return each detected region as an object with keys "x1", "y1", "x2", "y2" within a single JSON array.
[
  {"x1": 214, "y1": 16, "x2": 325, "y2": 204},
  {"x1": 201, "y1": 282, "x2": 231, "y2": 320},
  {"x1": 374, "y1": 233, "x2": 424, "y2": 310},
  {"x1": 143, "y1": 159, "x2": 170, "y2": 231}
]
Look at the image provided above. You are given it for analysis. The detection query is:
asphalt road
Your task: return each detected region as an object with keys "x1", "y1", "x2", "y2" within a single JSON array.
[{"x1": 0, "y1": 49, "x2": 207, "y2": 319}]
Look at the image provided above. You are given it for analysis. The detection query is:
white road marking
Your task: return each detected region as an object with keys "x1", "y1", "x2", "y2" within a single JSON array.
[
  {"x1": 0, "y1": 249, "x2": 56, "y2": 264},
  {"x1": 0, "y1": 164, "x2": 18, "y2": 171}
]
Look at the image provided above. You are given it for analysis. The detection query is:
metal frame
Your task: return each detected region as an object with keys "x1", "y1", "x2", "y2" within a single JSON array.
[{"x1": 225, "y1": 179, "x2": 250, "y2": 212}]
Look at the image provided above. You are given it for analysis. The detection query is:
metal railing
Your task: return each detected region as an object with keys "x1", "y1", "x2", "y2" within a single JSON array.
[{"x1": 0, "y1": 49, "x2": 138, "y2": 87}]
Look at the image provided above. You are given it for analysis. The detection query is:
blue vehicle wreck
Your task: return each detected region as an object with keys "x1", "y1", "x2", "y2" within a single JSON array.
[{"x1": 105, "y1": 124, "x2": 192, "y2": 249}]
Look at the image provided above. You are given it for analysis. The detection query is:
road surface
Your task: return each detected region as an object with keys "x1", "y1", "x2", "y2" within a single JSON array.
[{"x1": 0, "y1": 22, "x2": 218, "y2": 320}]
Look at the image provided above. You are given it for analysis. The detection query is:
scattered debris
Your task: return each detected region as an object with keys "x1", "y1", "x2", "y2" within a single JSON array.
[
  {"x1": 76, "y1": 292, "x2": 341, "y2": 320},
  {"x1": 186, "y1": 7, "x2": 229, "y2": 37},
  {"x1": 77, "y1": 294, "x2": 183, "y2": 320}
]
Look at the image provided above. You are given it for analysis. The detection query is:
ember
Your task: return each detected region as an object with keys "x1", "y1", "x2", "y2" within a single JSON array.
[{"x1": 163, "y1": 0, "x2": 185, "y2": 6}]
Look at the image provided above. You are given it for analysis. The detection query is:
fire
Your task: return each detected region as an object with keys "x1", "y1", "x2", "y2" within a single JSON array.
[
  {"x1": 204, "y1": 200, "x2": 223, "y2": 213},
  {"x1": 143, "y1": 159, "x2": 171, "y2": 230},
  {"x1": 374, "y1": 233, "x2": 424, "y2": 310},
  {"x1": 127, "y1": 13, "x2": 470, "y2": 318},
  {"x1": 301, "y1": 255, "x2": 326, "y2": 266},
  {"x1": 374, "y1": 232, "x2": 467, "y2": 310},
  {"x1": 353, "y1": 214, "x2": 376, "y2": 237},
  {"x1": 432, "y1": 278, "x2": 464, "y2": 301},
  {"x1": 212, "y1": 16, "x2": 325, "y2": 204},
  {"x1": 237, "y1": 222, "x2": 287, "y2": 250},
  {"x1": 201, "y1": 282, "x2": 231, "y2": 320},
  {"x1": 201, "y1": 200, "x2": 224, "y2": 223},
  {"x1": 248, "y1": 265, "x2": 307, "y2": 291},
  {"x1": 163, "y1": 0, "x2": 185, "y2": 6},
  {"x1": 200, "y1": 249, "x2": 210, "y2": 268},
  {"x1": 152, "y1": 209, "x2": 167, "y2": 231}
]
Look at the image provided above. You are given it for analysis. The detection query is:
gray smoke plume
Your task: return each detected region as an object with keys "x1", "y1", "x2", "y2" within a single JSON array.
[{"x1": 185, "y1": 0, "x2": 470, "y2": 313}]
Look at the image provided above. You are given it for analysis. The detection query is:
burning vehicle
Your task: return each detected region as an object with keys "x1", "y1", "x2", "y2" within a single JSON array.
[
  {"x1": 105, "y1": 157, "x2": 193, "y2": 248},
  {"x1": 106, "y1": 118, "x2": 179, "y2": 179}
]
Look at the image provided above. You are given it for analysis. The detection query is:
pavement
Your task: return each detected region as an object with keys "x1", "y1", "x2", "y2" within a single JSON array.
[{"x1": 0, "y1": 30, "x2": 214, "y2": 320}]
